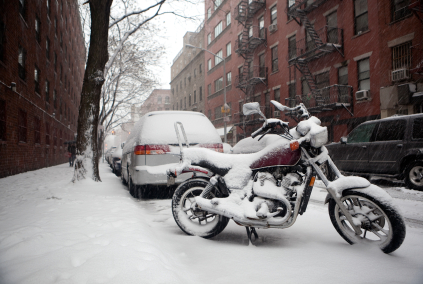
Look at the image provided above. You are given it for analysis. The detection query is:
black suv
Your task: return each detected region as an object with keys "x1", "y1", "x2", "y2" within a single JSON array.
[{"x1": 326, "y1": 114, "x2": 423, "y2": 190}]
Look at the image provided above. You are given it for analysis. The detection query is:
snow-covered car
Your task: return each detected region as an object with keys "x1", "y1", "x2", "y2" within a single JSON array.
[
  {"x1": 111, "y1": 145, "x2": 122, "y2": 176},
  {"x1": 105, "y1": 147, "x2": 116, "y2": 165},
  {"x1": 121, "y1": 111, "x2": 223, "y2": 198}
]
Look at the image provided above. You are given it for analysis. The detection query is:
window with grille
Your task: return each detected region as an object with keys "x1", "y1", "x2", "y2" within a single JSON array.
[
  {"x1": 226, "y1": 72, "x2": 232, "y2": 86},
  {"x1": 271, "y1": 46, "x2": 278, "y2": 72},
  {"x1": 34, "y1": 66, "x2": 40, "y2": 94},
  {"x1": 215, "y1": 77, "x2": 223, "y2": 92},
  {"x1": 270, "y1": 5, "x2": 277, "y2": 25},
  {"x1": 215, "y1": 21, "x2": 223, "y2": 38},
  {"x1": 34, "y1": 116, "x2": 41, "y2": 144},
  {"x1": 226, "y1": 42, "x2": 231, "y2": 57},
  {"x1": 354, "y1": 0, "x2": 368, "y2": 35},
  {"x1": 45, "y1": 123, "x2": 50, "y2": 145},
  {"x1": 0, "y1": 99, "x2": 6, "y2": 141},
  {"x1": 391, "y1": 0, "x2": 411, "y2": 22},
  {"x1": 288, "y1": 36, "x2": 296, "y2": 59},
  {"x1": 18, "y1": 109, "x2": 27, "y2": 143},
  {"x1": 358, "y1": 58, "x2": 370, "y2": 90},
  {"x1": 18, "y1": 46, "x2": 26, "y2": 80},
  {"x1": 392, "y1": 41, "x2": 411, "y2": 70}
]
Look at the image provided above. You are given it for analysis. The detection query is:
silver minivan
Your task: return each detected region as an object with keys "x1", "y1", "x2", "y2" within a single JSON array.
[{"x1": 121, "y1": 111, "x2": 223, "y2": 198}]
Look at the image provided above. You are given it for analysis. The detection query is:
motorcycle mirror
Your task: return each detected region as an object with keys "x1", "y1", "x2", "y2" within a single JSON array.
[
  {"x1": 271, "y1": 100, "x2": 289, "y2": 111},
  {"x1": 243, "y1": 102, "x2": 261, "y2": 116}
]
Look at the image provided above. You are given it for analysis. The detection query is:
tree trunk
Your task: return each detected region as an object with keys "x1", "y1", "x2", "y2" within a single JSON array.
[{"x1": 74, "y1": 0, "x2": 113, "y2": 182}]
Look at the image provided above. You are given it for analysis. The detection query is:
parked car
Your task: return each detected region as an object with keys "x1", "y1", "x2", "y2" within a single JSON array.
[
  {"x1": 105, "y1": 146, "x2": 116, "y2": 165},
  {"x1": 121, "y1": 111, "x2": 223, "y2": 198},
  {"x1": 111, "y1": 144, "x2": 122, "y2": 176},
  {"x1": 326, "y1": 113, "x2": 423, "y2": 190}
]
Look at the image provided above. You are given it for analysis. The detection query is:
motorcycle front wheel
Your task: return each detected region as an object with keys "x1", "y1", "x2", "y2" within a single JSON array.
[
  {"x1": 328, "y1": 190, "x2": 406, "y2": 254},
  {"x1": 172, "y1": 179, "x2": 229, "y2": 239}
]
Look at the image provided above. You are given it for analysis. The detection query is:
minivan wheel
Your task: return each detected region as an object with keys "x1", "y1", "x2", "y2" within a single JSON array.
[{"x1": 405, "y1": 161, "x2": 423, "y2": 191}]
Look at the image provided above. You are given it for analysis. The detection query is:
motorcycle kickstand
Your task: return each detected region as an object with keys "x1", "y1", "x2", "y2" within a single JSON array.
[{"x1": 245, "y1": 227, "x2": 259, "y2": 246}]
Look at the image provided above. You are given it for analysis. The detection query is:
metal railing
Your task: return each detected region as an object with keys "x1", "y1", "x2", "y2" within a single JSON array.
[
  {"x1": 235, "y1": 26, "x2": 267, "y2": 53},
  {"x1": 288, "y1": 26, "x2": 343, "y2": 61},
  {"x1": 285, "y1": 85, "x2": 353, "y2": 109},
  {"x1": 235, "y1": 66, "x2": 268, "y2": 88}
]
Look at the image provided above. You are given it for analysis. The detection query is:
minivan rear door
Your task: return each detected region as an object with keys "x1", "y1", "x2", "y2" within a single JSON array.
[{"x1": 367, "y1": 119, "x2": 406, "y2": 174}]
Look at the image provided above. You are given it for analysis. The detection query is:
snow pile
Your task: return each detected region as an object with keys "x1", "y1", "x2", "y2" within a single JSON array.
[{"x1": 232, "y1": 134, "x2": 288, "y2": 154}]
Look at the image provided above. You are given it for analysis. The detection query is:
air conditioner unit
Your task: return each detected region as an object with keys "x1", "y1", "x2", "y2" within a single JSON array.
[
  {"x1": 274, "y1": 110, "x2": 280, "y2": 117},
  {"x1": 355, "y1": 90, "x2": 370, "y2": 101},
  {"x1": 269, "y1": 24, "x2": 277, "y2": 33},
  {"x1": 391, "y1": 68, "x2": 410, "y2": 82}
]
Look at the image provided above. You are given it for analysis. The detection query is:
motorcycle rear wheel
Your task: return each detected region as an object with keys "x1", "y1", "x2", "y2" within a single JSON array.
[
  {"x1": 328, "y1": 190, "x2": 406, "y2": 254},
  {"x1": 172, "y1": 179, "x2": 229, "y2": 239}
]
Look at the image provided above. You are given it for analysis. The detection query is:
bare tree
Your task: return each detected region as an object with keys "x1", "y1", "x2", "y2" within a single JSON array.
[{"x1": 74, "y1": 0, "x2": 198, "y2": 182}]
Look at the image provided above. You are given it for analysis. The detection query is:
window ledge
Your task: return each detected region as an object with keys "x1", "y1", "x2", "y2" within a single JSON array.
[
  {"x1": 270, "y1": 70, "x2": 279, "y2": 75},
  {"x1": 389, "y1": 14, "x2": 413, "y2": 25},
  {"x1": 352, "y1": 29, "x2": 371, "y2": 39}
]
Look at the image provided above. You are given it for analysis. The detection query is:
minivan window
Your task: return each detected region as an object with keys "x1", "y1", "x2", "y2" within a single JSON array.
[
  {"x1": 347, "y1": 123, "x2": 376, "y2": 143},
  {"x1": 412, "y1": 118, "x2": 423, "y2": 139},
  {"x1": 375, "y1": 120, "x2": 406, "y2": 141}
]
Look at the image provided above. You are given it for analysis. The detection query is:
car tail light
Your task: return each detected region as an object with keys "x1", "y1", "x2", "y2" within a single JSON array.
[
  {"x1": 134, "y1": 145, "x2": 170, "y2": 155},
  {"x1": 199, "y1": 143, "x2": 224, "y2": 153}
]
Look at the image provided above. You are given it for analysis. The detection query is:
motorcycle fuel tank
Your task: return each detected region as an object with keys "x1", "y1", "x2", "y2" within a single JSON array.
[{"x1": 250, "y1": 147, "x2": 301, "y2": 169}]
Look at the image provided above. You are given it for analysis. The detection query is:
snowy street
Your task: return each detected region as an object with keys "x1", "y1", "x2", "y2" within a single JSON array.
[{"x1": 1, "y1": 163, "x2": 423, "y2": 284}]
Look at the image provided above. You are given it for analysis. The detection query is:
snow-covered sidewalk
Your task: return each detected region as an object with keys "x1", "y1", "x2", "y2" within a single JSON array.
[{"x1": 1, "y1": 163, "x2": 423, "y2": 284}]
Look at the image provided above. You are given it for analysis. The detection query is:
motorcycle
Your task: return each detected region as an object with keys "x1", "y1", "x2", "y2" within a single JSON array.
[{"x1": 167, "y1": 101, "x2": 406, "y2": 253}]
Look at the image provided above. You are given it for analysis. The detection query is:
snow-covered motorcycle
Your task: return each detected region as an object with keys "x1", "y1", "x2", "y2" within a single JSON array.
[{"x1": 167, "y1": 101, "x2": 406, "y2": 253}]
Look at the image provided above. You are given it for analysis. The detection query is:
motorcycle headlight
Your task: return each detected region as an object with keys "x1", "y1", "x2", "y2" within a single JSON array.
[{"x1": 310, "y1": 126, "x2": 328, "y2": 148}]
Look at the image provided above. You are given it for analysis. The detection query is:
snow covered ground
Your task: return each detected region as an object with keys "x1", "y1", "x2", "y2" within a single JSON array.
[{"x1": 1, "y1": 163, "x2": 423, "y2": 284}]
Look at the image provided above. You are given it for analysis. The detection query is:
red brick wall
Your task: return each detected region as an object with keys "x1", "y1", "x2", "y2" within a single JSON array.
[{"x1": 0, "y1": 0, "x2": 85, "y2": 178}]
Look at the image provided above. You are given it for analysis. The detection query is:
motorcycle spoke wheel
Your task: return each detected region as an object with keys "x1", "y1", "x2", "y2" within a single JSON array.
[
  {"x1": 181, "y1": 188, "x2": 217, "y2": 225},
  {"x1": 328, "y1": 190, "x2": 406, "y2": 253}
]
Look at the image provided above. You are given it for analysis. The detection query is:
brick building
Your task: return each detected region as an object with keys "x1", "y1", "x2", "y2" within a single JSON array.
[
  {"x1": 203, "y1": 0, "x2": 423, "y2": 145},
  {"x1": 139, "y1": 89, "x2": 171, "y2": 115},
  {"x1": 170, "y1": 23, "x2": 206, "y2": 114},
  {"x1": 0, "y1": 0, "x2": 85, "y2": 178}
]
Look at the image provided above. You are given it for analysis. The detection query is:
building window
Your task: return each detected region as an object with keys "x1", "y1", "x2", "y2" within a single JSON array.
[
  {"x1": 45, "y1": 80, "x2": 49, "y2": 102},
  {"x1": 176, "y1": 102, "x2": 178, "y2": 110},
  {"x1": 46, "y1": 0, "x2": 50, "y2": 16},
  {"x1": 54, "y1": 52, "x2": 57, "y2": 71},
  {"x1": 288, "y1": 35, "x2": 296, "y2": 59},
  {"x1": 208, "y1": 84, "x2": 211, "y2": 96},
  {"x1": 0, "y1": 21, "x2": 5, "y2": 62},
  {"x1": 259, "y1": 53, "x2": 265, "y2": 77},
  {"x1": 214, "y1": 106, "x2": 222, "y2": 120},
  {"x1": 265, "y1": 93, "x2": 271, "y2": 117},
  {"x1": 199, "y1": 64, "x2": 202, "y2": 73},
  {"x1": 35, "y1": 16, "x2": 41, "y2": 43},
  {"x1": 194, "y1": 69, "x2": 196, "y2": 78},
  {"x1": 226, "y1": 72, "x2": 232, "y2": 86},
  {"x1": 392, "y1": 41, "x2": 411, "y2": 70},
  {"x1": 288, "y1": 83, "x2": 296, "y2": 107},
  {"x1": 354, "y1": 0, "x2": 368, "y2": 35},
  {"x1": 215, "y1": 77, "x2": 223, "y2": 92},
  {"x1": 45, "y1": 123, "x2": 50, "y2": 145},
  {"x1": 207, "y1": 7, "x2": 211, "y2": 19},
  {"x1": 19, "y1": 0, "x2": 26, "y2": 19},
  {"x1": 226, "y1": 12, "x2": 231, "y2": 26},
  {"x1": 215, "y1": 21, "x2": 223, "y2": 38},
  {"x1": 274, "y1": 88, "x2": 280, "y2": 102},
  {"x1": 34, "y1": 116, "x2": 41, "y2": 144},
  {"x1": 194, "y1": 91, "x2": 197, "y2": 103},
  {"x1": 358, "y1": 58, "x2": 370, "y2": 91},
  {"x1": 46, "y1": 38, "x2": 50, "y2": 60},
  {"x1": 271, "y1": 46, "x2": 278, "y2": 73},
  {"x1": 184, "y1": 97, "x2": 186, "y2": 109},
  {"x1": 208, "y1": 109, "x2": 211, "y2": 119},
  {"x1": 226, "y1": 42, "x2": 231, "y2": 57},
  {"x1": 158, "y1": 96, "x2": 162, "y2": 104},
  {"x1": 53, "y1": 128, "x2": 57, "y2": 147},
  {"x1": 0, "y1": 100, "x2": 6, "y2": 141},
  {"x1": 18, "y1": 46, "x2": 26, "y2": 80},
  {"x1": 392, "y1": 0, "x2": 411, "y2": 22},
  {"x1": 165, "y1": 96, "x2": 170, "y2": 104},
  {"x1": 338, "y1": 66, "x2": 348, "y2": 85},
  {"x1": 34, "y1": 66, "x2": 40, "y2": 94},
  {"x1": 180, "y1": 99, "x2": 182, "y2": 109},
  {"x1": 302, "y1": 78, "x2": 311, "y2": 96},
  {"x1": 215, "y1": 49, "x2": 223, "y2": 65},
  {"x1": 270, "y1": 5, "x2": 277, "y2": 25},
  {"x1": 199, "y1": 86, "x2": 203, "y2": 101},
  {"x1": 18, "y1": 109, "x2": 27, "y2": 143},
  {"x1": 189, "y1": 94, "x2": 192, "y2": 106},
  {"x1": 259, "y1": 16, "x2": 265, "y2": 38},
  {"x1": 208, "y1": 59, "x2": 212, "y2": 71},
  {"x1": 207, "y1": 33, "x2": 211, "y2": 45},
  {"x1": 215, "y1": 0, "x2": 222, "y2": 9},
  {"x1": 326, "y1": 12, "x2": 338, "y2": 44}
]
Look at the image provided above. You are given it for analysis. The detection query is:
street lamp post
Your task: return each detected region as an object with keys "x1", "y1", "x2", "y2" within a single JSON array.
[{"x1": 185, "y1": 44, "x2": 228, "y2": 143}]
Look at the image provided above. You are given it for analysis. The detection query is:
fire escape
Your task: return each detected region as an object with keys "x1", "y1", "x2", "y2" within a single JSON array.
[
  {"x1": 409, "y1": 0, "x2": 423, "y2": 76},
  {"x1": 234, "y1": 0, "x2": 267, "y2": 101},
  {"x1": 286, "y1": 0, "x2": 353, "y2": 114}
]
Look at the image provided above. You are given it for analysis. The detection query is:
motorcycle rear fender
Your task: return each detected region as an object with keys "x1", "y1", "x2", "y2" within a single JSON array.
[{"x1": 181, "y1": 165, "x2": 214, "y2": 177}]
